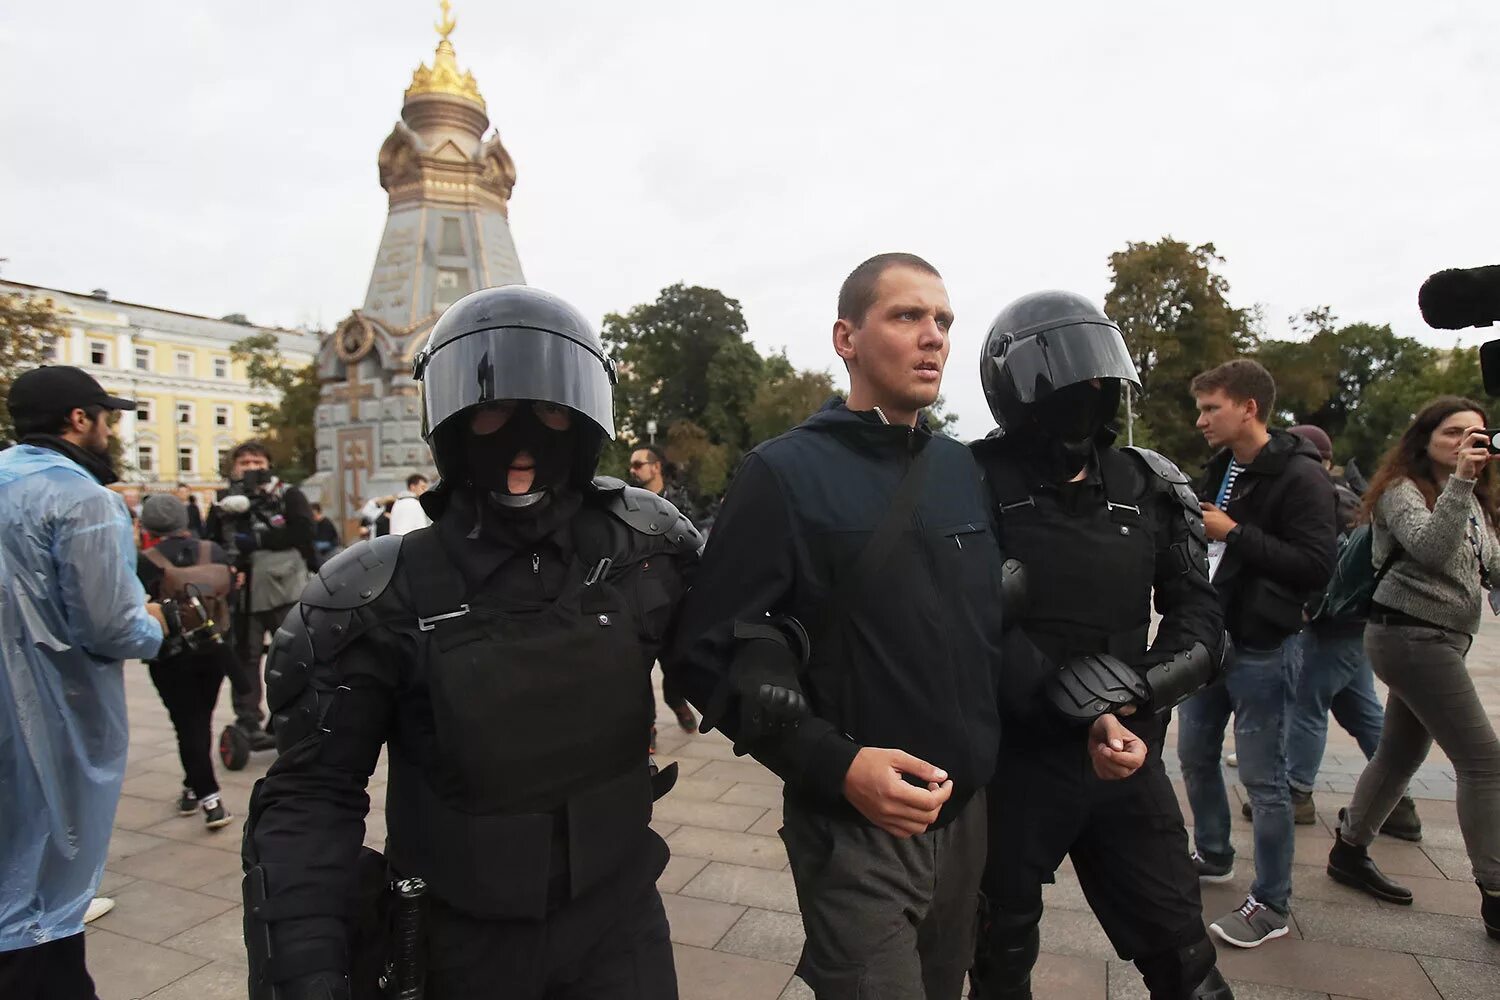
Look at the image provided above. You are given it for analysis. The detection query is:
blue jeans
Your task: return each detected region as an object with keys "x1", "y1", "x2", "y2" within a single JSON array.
[
  {"x1": 1177, "y1": 636, "x2": 1300, "y2": 913},
  {"x1": 1285, "y1": 626, "x2": 1385, "y2": 793}
]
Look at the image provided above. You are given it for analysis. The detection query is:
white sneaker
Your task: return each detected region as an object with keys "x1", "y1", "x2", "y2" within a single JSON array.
[{"x1": 84, "y1": 897, "x2": 115, "y2": 923}]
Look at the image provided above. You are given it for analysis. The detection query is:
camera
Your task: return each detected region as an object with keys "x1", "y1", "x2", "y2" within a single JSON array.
[
  {"x1": 1482, "y1": 429, "x2": 1500, "y2": 456},
  {"x1": 156, "y1": 593, "x2": 225, "y2": 659}
]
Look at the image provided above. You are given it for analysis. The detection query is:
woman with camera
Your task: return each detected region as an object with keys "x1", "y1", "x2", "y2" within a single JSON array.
[
  {"x1": 1327, "y1": 396, "x2": 1500, "y2": 939},
  {"x1": 137, "y1": 493, "x2": 238, "y2": 830}
]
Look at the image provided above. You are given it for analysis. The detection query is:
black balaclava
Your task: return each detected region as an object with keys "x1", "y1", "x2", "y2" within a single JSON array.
[
  {"x1": 1023, "y1": 380, "x2": 1120, "y2": 482},
  {"x1": 462, "y1": 403, "x2": 579, "y2": 516}
]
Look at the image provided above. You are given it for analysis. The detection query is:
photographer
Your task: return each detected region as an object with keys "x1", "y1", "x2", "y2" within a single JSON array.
[
  {"x1": 138, "y1": 493, "x2": 237, "y2": 830},
  {"x1": 1328, "y1": 397, "x2": 1500, "y2": 939},
  {"x1": 0, "y1": 366, "x2": 165, "y2": 997},
  {"x1": 205, "y1": 440, "x2": 315, "y2": 751}
]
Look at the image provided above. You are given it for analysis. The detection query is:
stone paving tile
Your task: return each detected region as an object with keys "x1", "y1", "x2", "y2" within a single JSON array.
[
  {"x1": 672, "y1": 942, "x2": 794, "y2": 1000},
  {"x1": 1415, "y1": 954, "x2": 1500, "y2": 1000},
  {"x1": 112, "y1": 792, "x2": 180, "y2": 832},
  {"x1": 671, "y1": 738, "x2": 744, "y2": 762},
  {"x1": 110, "y1": 839, "x2": 245, "y2": 891},
  {"x1": 655, "y1": 753, "x2": 712, "y2": 778},
  {"x1": 1292, "y1": 897, "x2": 1499, "y2": 966},
  {"x1": 659, "y1": 854, "x2": 711, "y2": 894},
  {"x1": 105, "y1": 828, "x2": 169, "y2": 864},
  {"x1": 121, "y1": 767, "x2": 192, "y2": 802},
  {"x1": 1381, "y1": 872, "x2": 1487, "y2": 919},
  {"x1": 96, "y1": 868, "x2": 138, "y2": 895},
  {"x1": 653, "y1": 820, "x2": 682, "y2": 839},
  {"x1": 140, "y1": 814, "x2": 244, "y2": 854},
  {"x1": 86, "y1": 927, "x2": 208, "y2": 1000},
  {"x1": 1106, "y1": 960, "x2": 1329, "y2": 1000},
  {"x1": 196, "y1": 871, "x2": 246, "y2": 903},
  {"x1": 142, "y1": 960, "x2": 246, "y2": 999},
  {"x1": 1422, "y1": 845, "x2": 1479, "y2": 882},
  {"x1": 1038, "y1": 906, "x2": 1120, "y2": 962},
  {"x1": 1287, "y1": 864, "x2": 1384, "y2": 909},
  {"x1": 718, "y1": 907, "x2": 804, "y2": 966},
  {"x1": 90, "y1": 878, "x2": 234, "y2": 944},
  {"x1": 681, "y1": 862, "x2": 800, "y2": 913},
  {"x1": 652, "y1": 795, "x2": 768, "y2": 833},
  {"x1": 161, "y1": 906, "x2": 249, "y2": 967},
  {"x1": 667, "y1": 826, "x2": 788, "y2": 869},
  {"x1": 718, "y1": 782, "x2": 785, "y2": 809},
  {"x1": 662, "y1": 892, "x2": 747, "y2": 949},
  {"x1": 747, "y1": 808, "x2": 784, "y2": 837},
  {"x1": 1213, "y1": 938, "x2": 1440, "y2": 999},
  {"x1": 693, "y1": 758, "x2": 785, "y2": 786},
  {"x1": 667, "y1": 775, "x2": 739, "y2": 802}
]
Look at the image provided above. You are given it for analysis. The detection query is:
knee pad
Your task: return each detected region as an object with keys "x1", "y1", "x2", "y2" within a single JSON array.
[
  {"x1": 971, "y1": 897, "x2": 1041, "y2": 1000},
  {"x1": 1135, "y1": 935, "x2": 1227, "y2": 1000}
]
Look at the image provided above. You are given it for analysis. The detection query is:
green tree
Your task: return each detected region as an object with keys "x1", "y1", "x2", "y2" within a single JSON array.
[
  {"x1": 1105, "y1": 238, "x2": 1259, "y2": 467},
  {"x1": 745, "y1": 352, "x2": 836, "y2": 444},
  {"x1": 0, "y1": 292, "x2": 69, "y2": 445},
  {"x1": 231, "y1": 332, "x2": 321, "y2": 482},
  {"x1": 1339, "y1": 343, "x2": 1486, "y2": 472}
]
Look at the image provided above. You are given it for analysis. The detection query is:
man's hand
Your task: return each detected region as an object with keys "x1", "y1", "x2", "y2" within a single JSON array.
[
  {"x1": 1199, "y1": 502, "x2": 1237, "y2": 542},
  {"x1": 1089, "y1": 714, "x2": 1147, "y2": 780},
  {"x1": 842, "y1": 748, "x2": 954, "y2": 838},
  {"x1": 145, "y1": 602, "x2": 167, "y2": 637}
]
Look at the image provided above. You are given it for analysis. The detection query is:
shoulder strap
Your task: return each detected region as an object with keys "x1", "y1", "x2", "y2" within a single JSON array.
[
  {"x1": 815, "y1": 439, "x2": 936, "y2": 647},
  {"x1": 143, "y1": 547, "x2": 172, "y2": 571},
  {"x1": 196, "y1": 540, "x2": 212, "y2": 566}
]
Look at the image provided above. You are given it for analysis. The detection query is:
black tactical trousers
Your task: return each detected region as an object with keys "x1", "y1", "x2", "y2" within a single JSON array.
[
  {"x1": 420, "y1": 832, "x2": 676, "y2": 999},
  {"x1": 978, "y1": 730, "x2": 1211, "y2": 997},
  {"x1": 229, "y1": 605, "x2": 292, "y2": 730}
]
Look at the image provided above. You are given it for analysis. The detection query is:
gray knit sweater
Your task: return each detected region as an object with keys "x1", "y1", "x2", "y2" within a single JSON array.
[{"x1": 1372, "y1": 475, "x2": 1500, "y2": 634}]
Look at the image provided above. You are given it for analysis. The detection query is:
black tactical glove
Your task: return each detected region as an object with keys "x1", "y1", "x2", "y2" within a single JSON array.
[{"x1": 743, "y1": 683, "x2": 810, "y2": 739}]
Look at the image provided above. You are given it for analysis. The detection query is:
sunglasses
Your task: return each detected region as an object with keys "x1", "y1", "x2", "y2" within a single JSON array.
[
  {"x1": 629, "y1": 460, "x2": 658, "y2": 470},
  {"x1": 469, "y1": 400, "x2": 573, "y2": 435}
]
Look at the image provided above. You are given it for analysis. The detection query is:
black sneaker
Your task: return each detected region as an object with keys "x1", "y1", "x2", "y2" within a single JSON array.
[
  {"x1": 176, "y1": 787, "x2": 199, "y2": 817},
  {"x1": 1191, "y1": 850, "x2": 1235, "y2": 883},
  {"x1": 202, "y1": 796, "x2": 233, "y2": 831},
  {"x1": 1379, "y1": 795, "x2": 1423, "y2": 842}
]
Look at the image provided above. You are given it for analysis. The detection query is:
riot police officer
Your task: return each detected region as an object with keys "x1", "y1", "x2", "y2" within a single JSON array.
[
  {"x1": 969, "y1": 291, "x2": 1233, "y2": 1000},
  {"x1": 242, "y1": 285, "x2": 700, "y2": 999}
]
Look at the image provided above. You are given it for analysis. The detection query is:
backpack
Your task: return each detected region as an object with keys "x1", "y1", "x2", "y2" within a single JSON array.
[
  {"x1": 1312, "y1": 524, "x2": 1400, "y2": 625},
  {"x1": 144, "y1": 541, "x2": 234, "y2": 635}
]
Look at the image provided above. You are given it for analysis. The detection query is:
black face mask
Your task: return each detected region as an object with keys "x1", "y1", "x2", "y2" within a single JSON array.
[
  {"x1": 463, "y1": 405, "x2": 577, "y2": 502},
  {"x1": 1023, "y1": 381, "x2": 1119, "y2": 481}
]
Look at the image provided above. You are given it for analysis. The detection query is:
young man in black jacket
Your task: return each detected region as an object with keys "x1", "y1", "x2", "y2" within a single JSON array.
[
  {"x1": 668, "y1": 254, "x2": 1144, "y2": 998},
  {"x1": 1177, "y1": 360, "x2": 1337, "y2": 949}
]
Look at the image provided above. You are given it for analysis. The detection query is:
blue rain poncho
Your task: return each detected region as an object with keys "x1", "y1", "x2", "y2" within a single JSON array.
[{"x1": 0, "y1": 444, "x2": 163, "y2": 951}]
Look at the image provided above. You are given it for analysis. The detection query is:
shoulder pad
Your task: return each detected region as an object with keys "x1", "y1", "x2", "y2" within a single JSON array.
[
  {"x1": 1125, "y1": 446, "x2": 1200, "y2": 515},
  {"x1": 1124, "y1": 447, "x2": 1191, "y2": 486},
  {"x1": 300, "y1": 534, "x2": 403, "y2": 610},
  {"x1": 591, "y1": 479, "x2": 703, "y2": 556},
  {"x1": 264, "y1": 606, "x2": 319, "y2": 744}
]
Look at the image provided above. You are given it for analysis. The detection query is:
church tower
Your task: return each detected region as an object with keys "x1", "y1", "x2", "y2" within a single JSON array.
[{"x1": 307, "y1": 1, "x2": 523, "y2": 531}]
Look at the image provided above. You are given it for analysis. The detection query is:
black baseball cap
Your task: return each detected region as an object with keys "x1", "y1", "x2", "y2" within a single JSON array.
[{"x1": 7, "y1": 365, "x2": 136, "y2": 426}]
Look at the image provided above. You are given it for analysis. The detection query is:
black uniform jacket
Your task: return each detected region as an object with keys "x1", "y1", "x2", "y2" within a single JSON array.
[
  {"x1": 1198, "y1": 429, "x2": 1336, "y2": 649},
  {"x1": 973, "y1": 436, "x2": 1223, "y2": 746},
  {"x1": 666, "y1": 398, "x2": 1005, "y2": 828},
  {"x1": 245, "y1": 488, "x2": 694, "y2": 976}
]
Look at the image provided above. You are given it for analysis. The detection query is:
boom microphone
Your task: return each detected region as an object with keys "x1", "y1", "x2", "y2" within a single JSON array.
[
  {"x1": 217, "y1": 494, "x2": 252, "y2": 515},
  {"x1": 1418, "y1": 265, "x2": 1500, "y2": 330}
]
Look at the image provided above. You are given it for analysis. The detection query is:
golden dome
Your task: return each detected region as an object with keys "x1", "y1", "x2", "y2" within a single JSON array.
[{"x1": 404, "y1": 1, "x2": 485, "y2": 109}]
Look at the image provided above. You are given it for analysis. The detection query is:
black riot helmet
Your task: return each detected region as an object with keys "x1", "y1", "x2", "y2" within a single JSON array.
[
  {"x1": 979, "y1": 290, "x2": 1140, "y2": 436},
  {"x1": 413, "y1": 285, "x2": 618, "y2": 495}
]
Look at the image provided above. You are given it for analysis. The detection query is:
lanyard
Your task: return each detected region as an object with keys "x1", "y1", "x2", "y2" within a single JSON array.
[{"x1": 1215, "y1": 461, "x2": 1239, "y2": 509}]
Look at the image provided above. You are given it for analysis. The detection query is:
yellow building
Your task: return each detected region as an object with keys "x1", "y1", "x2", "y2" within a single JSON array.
[{"x1": 1, "y1": 279, "x2": 319, "y2": 492}]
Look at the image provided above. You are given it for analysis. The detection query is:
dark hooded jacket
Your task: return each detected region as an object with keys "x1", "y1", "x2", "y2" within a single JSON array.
[
  {"x1": 666, "y1": 399, "x2": 1005, "y2": 828},
  {"x1": 1197, "y1": 428, "x2": 1337, "y2": 649}
]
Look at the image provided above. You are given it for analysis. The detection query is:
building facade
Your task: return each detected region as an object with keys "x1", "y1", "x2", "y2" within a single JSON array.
[
  {"x1": 0, "y1": 279, "x2": 319, "y2": 494},
  {"x1": 301, "y1": 3, "x2": 525, "y2": 537}
]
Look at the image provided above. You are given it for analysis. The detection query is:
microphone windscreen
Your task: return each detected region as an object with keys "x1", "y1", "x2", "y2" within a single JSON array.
[
  {"x1": 217, "y1": 494, "x2": 252, "y2": 515},
  {"x1": 1481, "y1": 339, "x2": 1500, "y2": 398},
  {"x1": 1419, "y1": 265, "x2": 1500, "y2": 330}
]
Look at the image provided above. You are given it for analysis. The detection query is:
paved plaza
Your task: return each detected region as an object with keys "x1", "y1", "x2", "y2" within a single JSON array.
[{"x1": 91, "y1": 624, "x2": 1500, "y2": 999}]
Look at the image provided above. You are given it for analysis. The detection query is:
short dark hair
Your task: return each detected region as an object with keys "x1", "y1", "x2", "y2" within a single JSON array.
[
  {"x1": 311, "y1": 502, "x2": 323, "y2": 514},
  {"x1": 406, "y1": 473, "x2": 428, "y2": 490},
  {"x1": 632, "y1": 444, "x2": 665, "y2": 465},
  {"x1": 837, "y1": 253, "x2": 942, "y2": 325},
  {"x1": 1191, "y1": 359, "x2": 1276, "y2": 424},
  {"x1": 229, "y1": 440, "x2": 271, "y2": 466},
  {"x1": 15, "y1": 403, "x2": 104, "y2": 439}
]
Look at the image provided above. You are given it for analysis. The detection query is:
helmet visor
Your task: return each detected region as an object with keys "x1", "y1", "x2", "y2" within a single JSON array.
[
  {"x1": 419, "y1": 326, "x2": 616, "y2": 440},
  {"x1": 993, "y1": 322, "x2": 1140, "y2": 406}
]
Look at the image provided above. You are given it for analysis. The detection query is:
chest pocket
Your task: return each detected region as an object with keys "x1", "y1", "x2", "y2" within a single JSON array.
[{"x1": 937, "y1": 522, "x2": 1000, "y2": 596}]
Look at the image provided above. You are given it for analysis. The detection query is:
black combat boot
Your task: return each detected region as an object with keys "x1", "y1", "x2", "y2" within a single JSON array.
[{"x1": 1327, "y1": 827, "x2": 1412, "y2": 904}]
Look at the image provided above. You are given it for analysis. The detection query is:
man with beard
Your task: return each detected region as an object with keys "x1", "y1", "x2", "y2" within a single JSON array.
[
  {"x1": 968, "y1": 292, "x2": 1232, "y2": 1000},
  {"x1": 242, "y1": 286, "x2": 699, "y2": 999},
  {"x1": 0, "y1": 366, "x2": 166, "y2": 998}
]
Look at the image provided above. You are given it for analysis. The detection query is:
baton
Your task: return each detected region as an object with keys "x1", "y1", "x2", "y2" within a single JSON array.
[{"x1": 387, "y1": 877, "x2": 428, "y2": 1000}]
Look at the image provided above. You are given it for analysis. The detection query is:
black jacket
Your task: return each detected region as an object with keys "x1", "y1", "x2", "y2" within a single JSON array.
[
  {"x1": 1198, "y1": 429, "x2": 1337, "y2": 648},
  {"x1": 204, "y1": 480, "x2": 316, "y2": 569},
  {"x1": 667, "y1": 400, "x2": 1005, "y2": 827}
]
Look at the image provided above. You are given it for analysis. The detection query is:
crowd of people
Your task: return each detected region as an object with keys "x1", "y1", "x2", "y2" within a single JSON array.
[{"x1": 1, "y1": 254, "x2": 1497, "y2": 1000}]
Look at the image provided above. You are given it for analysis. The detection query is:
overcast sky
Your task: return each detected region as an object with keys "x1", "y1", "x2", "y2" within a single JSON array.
[{"x1": 3, "y1": 2, "x2": 1496, "y2": 437}]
